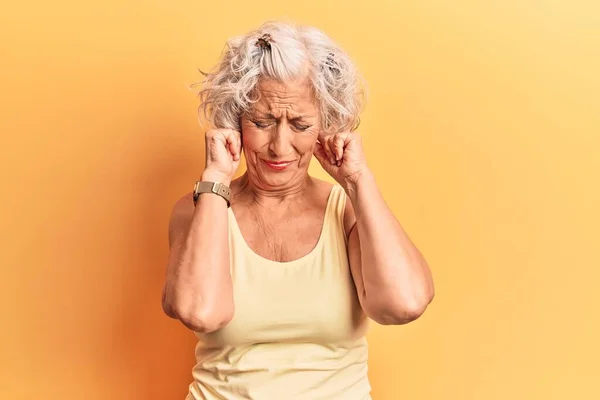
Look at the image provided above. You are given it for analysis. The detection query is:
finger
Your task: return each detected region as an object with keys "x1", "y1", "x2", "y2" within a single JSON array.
[
  {"x1": 322, "y1": 136, "x2": 337, "y2": 165},
  {"x1": 230, "y1": 140, "x2": 240, "y2": 161},
  {"x1": 234, "y1": 131, "x2": 242, "y2": 160},
  {"x1": 327, "y1": 136, "x2": 342, "y2": 166},
  {"x1": 226, "y1": 130, "x2": 243, "y2": 161},
  {"x1": 225, "y1": 136, "x2": 238, "y2": 160},
  {"x1": 332, "y1": 134, "x2": 347, "y2": 162},
  {"x1": 236, "y1": 133, "x2": 243, "y2": 160}
]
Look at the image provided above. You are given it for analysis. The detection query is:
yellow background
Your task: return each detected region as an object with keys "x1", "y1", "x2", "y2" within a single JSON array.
[{"x1": 1, "y1": 1, "x2": 599, "y2": 399}]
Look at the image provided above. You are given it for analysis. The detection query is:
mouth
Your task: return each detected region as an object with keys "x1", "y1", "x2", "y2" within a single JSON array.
[{"x1": 261, "y1": 159, "x2": 295, "y2": 171}]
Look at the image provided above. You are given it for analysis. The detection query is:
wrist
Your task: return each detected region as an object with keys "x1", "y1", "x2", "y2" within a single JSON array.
[
  {"x1": 342, "y1": 168, "x2": 374, "y2": 195},
  {"x1": 201, "y1": 170, "x2": 232, "y2": 186}
]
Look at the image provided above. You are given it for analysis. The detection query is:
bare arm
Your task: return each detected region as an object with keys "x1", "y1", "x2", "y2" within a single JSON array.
[
  {"x1": 345, "y1": 171, "x2": 435, "y2": 325},
  {"x1": 162, "y1": 174, "x2": 234, "y2": 333},
  {"x1": 162, "y1": 128, "x2": 241, "y2": 332},
  {"x1": 314, "y1": 131, "x2": 434, "y2": 325}
]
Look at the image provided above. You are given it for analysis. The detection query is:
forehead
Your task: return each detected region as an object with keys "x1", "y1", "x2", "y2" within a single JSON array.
[{"x1": 252, "y1": 78, "x2": 318, "y2": 116}]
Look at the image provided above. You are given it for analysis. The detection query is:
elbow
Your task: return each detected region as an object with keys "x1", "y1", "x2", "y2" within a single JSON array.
[
  {"x1": 177, "y1": 307, "x2": 234, "y2": 333},
  {"x1": 161, "y1": 288, "x2": 179, "y2": 319},
  {"x1": 371, "y1": 307, "x2": 423, "y2": 326},
  {"x1": 368, "y1": 289, "x2": 435, "y2": 326},
  {"x1": 162, "y1": 290, "x2": 234, "y2": 333}
]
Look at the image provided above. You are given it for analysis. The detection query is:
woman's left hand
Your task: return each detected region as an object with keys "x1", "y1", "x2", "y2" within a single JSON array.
[{"x1": 313, "y1": 131, "x2": 369, "y2": 189}]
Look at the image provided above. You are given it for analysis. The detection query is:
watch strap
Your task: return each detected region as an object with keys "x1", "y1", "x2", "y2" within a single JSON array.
[{"x1": 193, "y1": 181, "x2": 231, "y2": 207}]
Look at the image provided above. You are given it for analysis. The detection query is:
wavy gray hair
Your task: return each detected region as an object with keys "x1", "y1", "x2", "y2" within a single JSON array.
[{"x1": 192, "y1": 21, "x2": 366, "y2": 133}]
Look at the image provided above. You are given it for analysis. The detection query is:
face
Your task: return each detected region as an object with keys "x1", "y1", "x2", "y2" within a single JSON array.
[{"x1": 240, "y1": 78, "x2": 321, "y2": 189}]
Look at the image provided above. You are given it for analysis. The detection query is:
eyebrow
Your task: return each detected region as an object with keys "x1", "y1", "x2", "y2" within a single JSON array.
[{"x1": 252, "y1": 112, "x2": 312, "y2": 121}]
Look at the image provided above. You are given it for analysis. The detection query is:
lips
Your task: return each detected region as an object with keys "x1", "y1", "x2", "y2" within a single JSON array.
[{"x1": 262, "y1": 159, "x2": 294, "y2": 171}]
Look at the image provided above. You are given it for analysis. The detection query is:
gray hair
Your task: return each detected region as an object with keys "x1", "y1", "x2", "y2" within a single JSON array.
[{"x1": 192, "y1": 21, "x2": 366, "y2": 133}]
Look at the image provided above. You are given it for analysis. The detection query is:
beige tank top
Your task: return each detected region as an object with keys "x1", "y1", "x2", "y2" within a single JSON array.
[{"x1": 186, "y1": 185, "x2": 371, "y2": 400}]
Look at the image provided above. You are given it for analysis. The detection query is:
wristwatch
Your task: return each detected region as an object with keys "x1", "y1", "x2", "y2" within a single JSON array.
[{"x1": 193, "y1": 181, "x2": 231, "y2": 207}]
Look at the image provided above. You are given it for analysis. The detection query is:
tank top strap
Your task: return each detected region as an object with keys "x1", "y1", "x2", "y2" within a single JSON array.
[{"x1": 322, "y1": 184, "x2": 348, "y2": 247}]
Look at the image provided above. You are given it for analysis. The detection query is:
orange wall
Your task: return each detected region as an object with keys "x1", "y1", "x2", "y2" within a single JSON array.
[{"x1": 1, "y1": 1, "x2": 599, "y2": 399}]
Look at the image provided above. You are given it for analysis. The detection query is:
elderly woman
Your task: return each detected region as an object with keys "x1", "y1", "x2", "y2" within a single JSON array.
[{"x1": 162, "y1": 21, "x2": 434, "y2": 400}]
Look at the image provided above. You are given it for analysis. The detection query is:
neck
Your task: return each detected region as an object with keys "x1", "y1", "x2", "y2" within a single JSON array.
[{"x1": 237, "y1": 172, "x2": 314, "y2": 207}]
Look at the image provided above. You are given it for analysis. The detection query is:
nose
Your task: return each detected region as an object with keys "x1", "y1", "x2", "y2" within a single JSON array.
[{"x1": 268, "y1": 123, "x2": 293, "y2": 158}]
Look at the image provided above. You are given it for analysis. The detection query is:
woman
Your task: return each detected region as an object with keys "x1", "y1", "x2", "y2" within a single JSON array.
[{"x1": 162, "y1": 21, "x2": 435, "y2": 400}]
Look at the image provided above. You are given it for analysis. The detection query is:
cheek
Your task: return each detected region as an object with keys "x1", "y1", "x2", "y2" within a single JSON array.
[
  {"x1": 241, "y1": 128, "x2": 267, "y2": 155},
  {"x1": 300, "y1": 128, "x2": 321, "y2": 155},
  {"x1": 299, "y1": 138, "x2": 318, "y2": 155}
]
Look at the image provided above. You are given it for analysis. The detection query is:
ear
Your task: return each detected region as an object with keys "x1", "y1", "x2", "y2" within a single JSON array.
[{"x1": 313, "y1": 140, "x2": 328, "y2": 163}]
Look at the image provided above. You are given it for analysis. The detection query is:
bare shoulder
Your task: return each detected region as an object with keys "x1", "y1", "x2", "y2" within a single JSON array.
[
  {"x1": 168, "y1": 191, "x2": 195, "y2": 249},
  {"x1": 310, "y1": 177, "x2": 356, "y2": 239}
]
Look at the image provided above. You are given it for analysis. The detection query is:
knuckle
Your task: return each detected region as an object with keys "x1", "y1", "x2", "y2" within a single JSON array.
[{"x1": 206, "y1": 129, "x2": 222, "y2": 140}]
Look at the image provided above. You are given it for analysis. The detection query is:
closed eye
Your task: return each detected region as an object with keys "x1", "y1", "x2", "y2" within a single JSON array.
[
  {"x1": 293, "y1": 123, "x2": 311, "y2": 132},
  {"x1": 251, "y1": 120, "x2": 272, "y2": 129}
]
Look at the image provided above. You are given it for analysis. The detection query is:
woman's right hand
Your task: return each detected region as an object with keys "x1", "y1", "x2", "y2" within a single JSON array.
[{"x1": 202, "y1": 128, "x2": 242, "y2": 185}]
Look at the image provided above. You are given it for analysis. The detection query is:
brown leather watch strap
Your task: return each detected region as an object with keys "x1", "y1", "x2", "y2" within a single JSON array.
[{"x1": 193, "y1": 181, "x2": 231, "y2": 207}]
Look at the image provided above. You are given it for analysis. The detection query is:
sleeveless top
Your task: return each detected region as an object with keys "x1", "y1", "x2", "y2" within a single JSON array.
[{"x1": 186, "y1": 185, "x2": 371, "y2": 400}]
